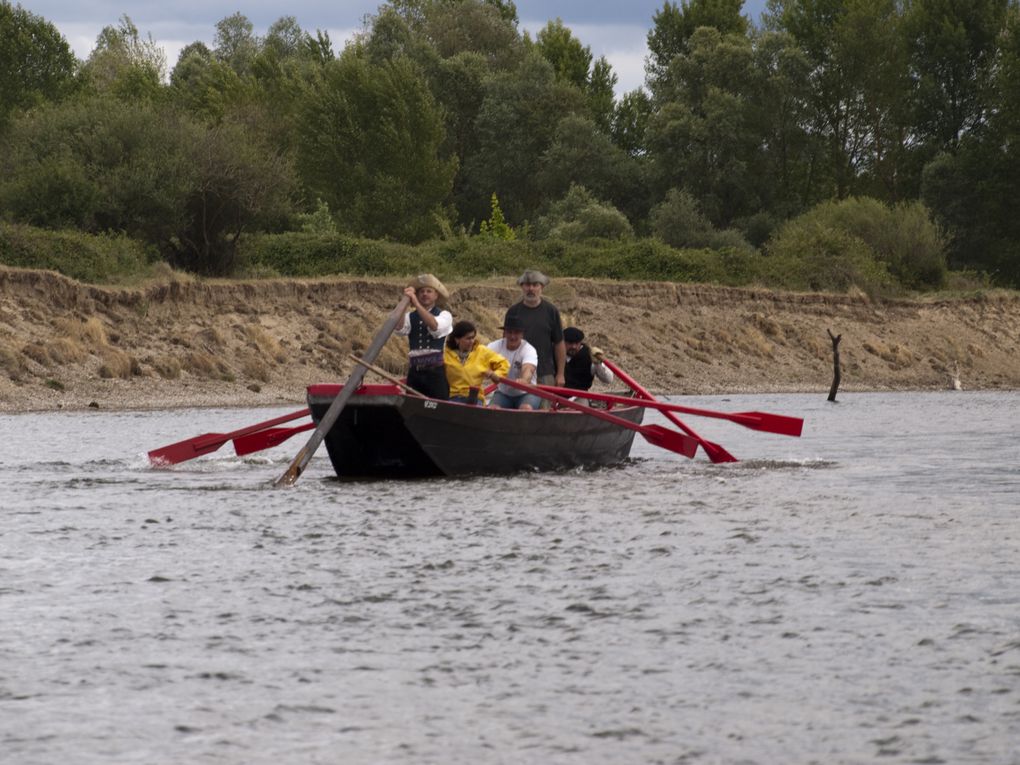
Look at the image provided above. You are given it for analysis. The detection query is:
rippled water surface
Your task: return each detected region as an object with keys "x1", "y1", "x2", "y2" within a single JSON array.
[{"x1": 1, "y1": 392, "x2": 1018, "y2": 764}]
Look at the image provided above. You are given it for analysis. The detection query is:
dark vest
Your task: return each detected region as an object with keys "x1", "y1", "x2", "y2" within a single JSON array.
[
  {"x1": 564, "y1": 345, "x2": 595, "y2": 390},
  {"x1": 408, "y1": 307, "x2": 445, "y2": 352}
]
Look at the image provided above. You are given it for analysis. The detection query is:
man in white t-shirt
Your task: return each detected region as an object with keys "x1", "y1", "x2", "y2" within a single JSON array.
[{"x1": 486, "y1": 315, "x2": 543, "y2": 410}]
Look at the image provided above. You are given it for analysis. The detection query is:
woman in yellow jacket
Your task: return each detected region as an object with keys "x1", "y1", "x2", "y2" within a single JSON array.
[{"x1": 444, "y1": 321, "x2": 509, "y2": 405}]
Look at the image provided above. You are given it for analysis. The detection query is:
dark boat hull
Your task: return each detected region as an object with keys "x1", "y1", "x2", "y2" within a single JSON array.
[{"x1": 306, "y1": 384, "x2": 644, "y2": 478}]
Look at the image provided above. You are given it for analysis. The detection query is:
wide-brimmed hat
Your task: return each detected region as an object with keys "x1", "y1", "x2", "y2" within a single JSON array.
[
  {"x1": 517, "y1": 269, "x2": 549, "y2": 286},
  {"x1": 563, "y1": 326, "x2": 584, "y2": 343},
  {"x1": 407, "y1": 273, "x2": 449, "y2": 300},
  {"x1": 500, "y1": 311, "x2": 526, "y2": 332}
]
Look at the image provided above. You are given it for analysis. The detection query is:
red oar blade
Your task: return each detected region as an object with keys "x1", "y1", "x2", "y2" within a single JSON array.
[
  {"x1": 734, "y1": 411, "x2": 804, "y2": 437},
  {"x1": 148, "y1": 408, "x2": 311, "y2": 467},
  {"x1": 640, "y1": 424, "x2": 700, "y2": 459},
  {"x1": 148, "y1": 432, "x2": 229, "y2": 466},
  {"x1": 699, "y1": 439, "x2": 739, "y2": 463},
  {"x1": 233, "y1": 422, "x2": 315, "y2": 456}
]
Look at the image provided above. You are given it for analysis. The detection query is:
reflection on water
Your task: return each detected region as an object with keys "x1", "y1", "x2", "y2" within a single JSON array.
[{"x1": 1, "y1": 392, "x2": 1018, "y2": 764}]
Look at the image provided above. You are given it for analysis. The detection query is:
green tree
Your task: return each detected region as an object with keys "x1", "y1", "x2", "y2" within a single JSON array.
[
  {"x1": 587, "y1": 56, "x2": 617, "y2": 133},
  {"x1": 296, "y1": 49, "x2": 456, "y2": 242},
  {"x1": 765, "y1": 0, "x2": 912, "y2": 200},
  {"x1": 0, "y1": 97, "x2": 296, "y2": 274},
  {"x1": 534, "y1": 18, "x2": 592, "y2": 89},
  {"x1": 0, "y1": 2, "x2": 78, "y2": 130},
  {"x1": 538, "y1": 114, "x2": 646, "y2": 222},
  {"x1": 904, "y1": 0, "x2": 1009, "y2": 153},
  {"x1": 532, "y1": 19, "x2": 618, "y2": 132},
  {"x1": 647, "y1": 0, "x2": 749, "y2": 94},
  {"x1": 214, "y1": 12, "x2": 260, "y2": 76},
  {"x1": 82, "y1": 15, "x2": 165, "y2": 101},
  {"x1": 462, "y1": 51, "x2": 585, "y2": 224},
  {"x1": 766, "y1": 196, "x2": 946, "y2": 291},
  {"x1": 921, "y1": 6, "x2": 1020, "y2": 287},
  {"x1": 169, "y1": 43, "x2": 249, "y2": 121},
  {"x1": 646, "y1": 27, "x2": 760, "y2": 224},
  {"x1": 744, "y1": 30, "x2": 819, "y2": 217},
  {"x1": 422, "y1": 0, "x2": 523, "y2": 69},
  {"x1": 611, "y1": 88, "x2": 652, "y2": 156},
  {"x1": 264, "y1": 16, "x2": 305, "y2": 58}
]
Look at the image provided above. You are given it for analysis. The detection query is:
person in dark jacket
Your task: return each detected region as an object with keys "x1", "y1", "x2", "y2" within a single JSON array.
[{"x1": 563, "y1": 326, "x2": 614, "y2": 391}]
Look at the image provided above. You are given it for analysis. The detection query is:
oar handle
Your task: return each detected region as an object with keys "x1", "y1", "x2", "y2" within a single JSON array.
[{"x1": 349, "y1": 354, "x2": 425, "y2": 397}]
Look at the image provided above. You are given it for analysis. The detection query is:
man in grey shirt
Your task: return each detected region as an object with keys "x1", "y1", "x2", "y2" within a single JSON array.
[{"x1": 502, "y1": 269, "x2": 565, "y2": 389}]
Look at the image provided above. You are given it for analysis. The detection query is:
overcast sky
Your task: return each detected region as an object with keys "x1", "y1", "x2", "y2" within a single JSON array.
[{"x1": 20, "y1": 1, "x2": 769, "y2": 96}]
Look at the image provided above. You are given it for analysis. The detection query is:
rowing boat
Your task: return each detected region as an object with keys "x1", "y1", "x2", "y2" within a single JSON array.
[{"x1": 306, "y1": 383, "x2": 644, "y2": 478}]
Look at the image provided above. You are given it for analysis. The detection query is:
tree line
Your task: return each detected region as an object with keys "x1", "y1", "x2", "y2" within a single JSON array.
[{"x1": 1, "y1": 0, "x2": 1018, "y2": 290}]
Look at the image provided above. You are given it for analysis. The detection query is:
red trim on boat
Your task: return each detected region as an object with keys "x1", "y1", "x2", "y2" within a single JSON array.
[{"x1": 307, "y1": 383, "x2": 404, "y2": 397}]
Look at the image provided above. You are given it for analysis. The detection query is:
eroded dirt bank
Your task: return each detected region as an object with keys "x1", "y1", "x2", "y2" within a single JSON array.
[{"x1": 2, "y1": 266, "x2": 1019, "y2": 413}]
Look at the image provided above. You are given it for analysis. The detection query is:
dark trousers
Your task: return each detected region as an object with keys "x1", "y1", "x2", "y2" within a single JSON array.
[{"x1": 407, "y1": 365, "x2": 449, "y2": 400}]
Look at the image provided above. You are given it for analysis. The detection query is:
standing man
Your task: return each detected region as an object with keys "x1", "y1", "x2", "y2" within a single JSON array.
[
  {"x1": 503, "y1": 269, "x2": 565, "y2": 390},
  {"x1": 395, "y1": 274, "x2": 452, "y2": 399},
  {"x1": 563, "y1": 326, "x2": 614, "y2": 391}
]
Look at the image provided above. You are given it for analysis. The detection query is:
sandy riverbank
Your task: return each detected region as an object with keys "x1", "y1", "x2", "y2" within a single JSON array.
[{"x1": 2, "y1": 266, "x2": 1019, "y2": 414}]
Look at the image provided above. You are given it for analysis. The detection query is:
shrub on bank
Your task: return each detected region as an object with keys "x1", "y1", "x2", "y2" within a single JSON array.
[
  {"x1": 0, "y1": 222, "x2": 152, "y2": 283},
  {"x1": 767, "y1": 197, "x2": 948, "y2": 291},
  {"x1": 238, "y1": 232, "x2": 759, "y2": 286},
  {"x1": 762, "y1": 223, "x2": 895, "y2": 296}
]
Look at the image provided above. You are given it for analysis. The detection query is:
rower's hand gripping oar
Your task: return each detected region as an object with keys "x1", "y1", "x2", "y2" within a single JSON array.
[
  {"x1": 495, "y1": 375, "x2": 699, "y2": 459},
  {"x1": 601, "y1": 358, "x2": 737, "y2": 463},
  {"x1": 274, "y1": 295, "x2": 411, "y2": 487}
]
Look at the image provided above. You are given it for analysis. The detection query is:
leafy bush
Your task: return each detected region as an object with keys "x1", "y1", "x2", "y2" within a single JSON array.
[
  {"x1": 533, "y1": 185, "x2": 633, "y2": 241},
  {"x1": 763, "y1": 222, "x2": 894, "y2": 296},
  {"x1": 650, "y1": 188, "x2": 755, "y2": 255},
  {"x1": 768, "y1": 197, "x2": 948, "y2": 290},
  {"x1": 0, "y1": 222, "x2": 152, "y2": 283}
]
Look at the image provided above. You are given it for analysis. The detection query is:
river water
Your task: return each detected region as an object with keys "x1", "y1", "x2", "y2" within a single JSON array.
[{"x1": 1, "y1": 391, "x2": 1018, "y2": 764}]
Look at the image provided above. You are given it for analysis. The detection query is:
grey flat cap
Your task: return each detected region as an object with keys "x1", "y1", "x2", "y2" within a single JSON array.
[{"x1": 517, "y1": 269, "x2": 549, "y2": 286}]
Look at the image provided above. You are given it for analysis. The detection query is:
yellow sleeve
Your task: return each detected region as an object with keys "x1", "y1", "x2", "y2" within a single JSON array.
[{"x1": 486, "y1": 346, "x2": 510, "y2": 376}]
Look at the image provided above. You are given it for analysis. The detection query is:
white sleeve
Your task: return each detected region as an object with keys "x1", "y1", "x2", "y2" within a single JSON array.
[
  {"x1": 593, "y1": 362, "x2": 614, "y2": 384},
  {"x1": 522, "y1": 343, "x2": 538, "y2": 373},
  {"x1": 431, "y1": 310, "x2": 453, "y2": 338},
  {"x1": 394, "y1": 313, "x2": 411, "y2": 336}
]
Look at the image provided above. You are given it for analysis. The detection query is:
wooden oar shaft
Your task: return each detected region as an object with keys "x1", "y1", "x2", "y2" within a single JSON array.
[
  {"x1": 348, "y1": 354, "x2": 425, "y2": 397},
  {"x1": 274, "y1": 295, "x2": 411, "y2": 487}
]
